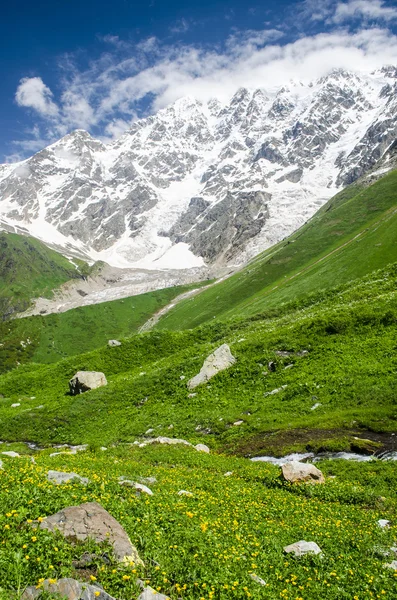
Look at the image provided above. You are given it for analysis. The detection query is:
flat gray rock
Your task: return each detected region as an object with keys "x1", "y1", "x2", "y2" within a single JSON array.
[
  {"x1": 378, "y1": 519, "x2": 390, "y2": 528},
  {"x1": 118, "y1": 477, "x2": 153, "y2": 495},
  {"x1": 284, "y1": 540, "x2": 322, "y2": 557},
  {"x1": 108, "y1": 339, "x2": 121, "y2": 347},
  {"x1": 39, "y1": 501, "x2": 143, "y2": 564},
  {"x1": 188, "y1": 344, "x2": 236, "y2": 389},
  {"x1": 47, "y1": 470, "x2": 89, "y2": 485},
  {"x1": 69, "y1": 371, "x2": 107, "y2": 395},
  {"x1": 1, "y1": 451, "x2": 20, "y2": 457},
  {"x1": 178, "y1": 490, "x2": 193, "y2": 496},
  {"x1": 22, "y1": 578, "x2": 116, "y2": 600}
]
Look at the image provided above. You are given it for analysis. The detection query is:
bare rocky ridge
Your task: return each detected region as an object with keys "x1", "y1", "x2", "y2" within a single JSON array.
[{"x1": 1, "y1": 67, "x2": 397, "y2": 272}]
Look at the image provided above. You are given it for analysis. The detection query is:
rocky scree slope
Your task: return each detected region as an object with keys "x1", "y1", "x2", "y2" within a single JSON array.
[{"x1": 1, "y1": 67, "x2": 397, "y2": 270}]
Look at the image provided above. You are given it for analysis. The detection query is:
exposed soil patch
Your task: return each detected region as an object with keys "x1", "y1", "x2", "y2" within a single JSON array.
[{"x1": 224, "y1": 428, "x2": 397, "y2": 458}]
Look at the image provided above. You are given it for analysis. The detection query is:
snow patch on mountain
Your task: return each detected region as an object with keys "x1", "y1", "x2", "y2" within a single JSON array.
[{"x1": 1, "y1": 67, "x2": 397, "y2": 270}]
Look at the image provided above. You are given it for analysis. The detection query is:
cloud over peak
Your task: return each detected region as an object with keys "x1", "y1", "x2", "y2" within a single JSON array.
[{"x1": 11, "y1": 0, "x2": 397, "y2": 157}]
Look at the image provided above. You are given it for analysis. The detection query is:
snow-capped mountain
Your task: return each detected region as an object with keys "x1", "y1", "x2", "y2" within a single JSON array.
[{"x1": 1, "y1": 66, "x2": 397, "y2": 270}]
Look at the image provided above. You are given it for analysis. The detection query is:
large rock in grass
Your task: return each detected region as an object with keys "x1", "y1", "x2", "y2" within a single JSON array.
[
  {"x1": 69, "y1": 371, "x2": 107, "y2": 395},
  {"x1": 188, "y1": 344, "x2": 236, "y2": 389},
  {"x1": 39, "y1": 502, "x2": 142, "y2": 565},
  {"x1": 282, "y1": 461, "x2": 325, "y2": 484},
  {"x1": 22, "y1": 578, "x2": 116, "y2": 600}
]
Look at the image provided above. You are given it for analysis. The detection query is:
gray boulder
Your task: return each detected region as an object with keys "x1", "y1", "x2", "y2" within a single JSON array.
[
  {"x1": 69, "y1": 371, "x2": 107, "y2": 395},
  {"x1": 282, "y1": 461, "x2": 325, "y2": 484},
  {"x1": 284, "y1": 540, "x2": 322, "y2": 557},
  {"x1": 108, "y1": 340, "x2": 121, "y2": 347},
  {"x1": 188, "y1": 344, "x2": 236, "y2": 389},
  {"x1": 47, "y1": 470, "x2": 89, "y2": 485},
  {"x1": 22, "y1": 578, "x2": 116, "y2": 600},
  {"x1": 39, "y1": 501, "x2": 142, "y2": 564}
]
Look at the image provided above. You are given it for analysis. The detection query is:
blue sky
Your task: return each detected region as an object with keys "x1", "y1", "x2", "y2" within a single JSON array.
[{"x1": 2, "y1": 0, "x2": 397, "y2": 162}]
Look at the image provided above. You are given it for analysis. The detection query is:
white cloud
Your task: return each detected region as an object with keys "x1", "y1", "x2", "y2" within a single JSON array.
[
  {"x1": 11, "y1": 9, "x2": 397, "y2": 157},
  {"x1": 332, "y1": 1, "x2": 397, "y2": 24},
  {"x1": 104, "y1": 117, "x2": 136, "y2": 138},
  {"x1": 15, "y1": 77, "x2": 59, "y2": 117}
]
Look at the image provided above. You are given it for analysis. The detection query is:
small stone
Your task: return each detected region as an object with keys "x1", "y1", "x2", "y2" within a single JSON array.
[
  {"x1": 188, "y1": 393, "x2": 197, "y2": 398},
  {"x1": 311, "y1": 403, "x2": 321, "y2": 411},
  {"x1": 47, "y1": 470, "x2": 89, "y2": 485},
  {"x1": 118, "y1": 478, "x2": 153, "y2": 495},
  {"x1": 264, "y1": 385, "x2": 288, "y2": 397},
  {"x1": 138, "y1": 586, "x2": 169, "y2": 600},
  {"x1": 233, "y1": 420, "x2": 244, "y2": 426},
  {"x1": 284, "y1": 540, "x2": 322, "y2": 557},
  {"x1": 224, "y1": 471, "x2": 233, "y2": 477},
  {"x1": 139, "y1": 476, "x2": 157, "y2": 485},
  {"x1": 178, "y1": 490, "x2": 193, "y2": 497},
  {"x1": 1, "y1": 451, "x2": 20, "y2": 457},
  {"x1": 268, "y1": 361, "x2": 276, "y2": 372},
  {"x1": 195, "y1": 443, "x2": 210, "y2": 453},
  {"x1": 11, "y1": 403, "x2": 20, "y2": 408},
  {"x1": 250, "y1": 573, "x2": 267, "y2": 586},
  {"x1": 378, "y1": 519, "x2": 390, "y2": 528},
  {"x1": 108, "y1": 340, "x2": 121, "y2": 347},
  {"x1": 180, "y1": 375, "x2": 185, "y2": 380},
  {"x1": 384, "y1": 560, "x2": 397, "y2": 570}
]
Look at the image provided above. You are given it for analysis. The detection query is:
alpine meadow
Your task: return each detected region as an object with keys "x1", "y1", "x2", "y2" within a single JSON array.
[{"x1": 0, "y1": 1, "x2": 397, "y2": 598}]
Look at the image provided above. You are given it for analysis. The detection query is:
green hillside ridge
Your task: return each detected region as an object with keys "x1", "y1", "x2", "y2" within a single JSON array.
[
  {"x1": 0, "y1": 281, "x2": 209, "y2": 374},
  {"x1": 0, "y1": 262, "x2": 396, "y2": 455},
  {"x1": 0, "y1": 232, "x2": 91, "y2": 320},
  {"x1": 155, "y1": 170, "x2": 397, "y2": 330}
]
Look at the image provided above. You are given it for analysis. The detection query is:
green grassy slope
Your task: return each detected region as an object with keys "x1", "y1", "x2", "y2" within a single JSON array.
[
  {"x1": 0, "y1": 263, "x2": 395, "y2": 454},
  {"x1": 0, "y1": 232, "x2": 89, "y2": 319},
  {"x1": 156, "y1": 170, "x2": 397, "y2": 330},
  {"x1": 0, "y1": 282, "x2": 208, "y2": 373}
]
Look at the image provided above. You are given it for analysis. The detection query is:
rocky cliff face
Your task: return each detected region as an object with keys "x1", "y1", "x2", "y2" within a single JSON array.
[{"x1": 1, "y1": 66, "x2": 396, "y2": 270}]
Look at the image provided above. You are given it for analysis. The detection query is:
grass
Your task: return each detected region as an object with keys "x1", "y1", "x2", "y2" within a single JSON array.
[
  {"x1": 0, "y1": 172, "x2": 396, "y2": 599},
  {"x1": 0, "y1": 281, "x2": 209, "y2": 373},
  {"x1": 0, "y1": 232, "x2": 90, "y2": 320},
  {"x1": 155, "y1": 170, "x2": 397, "y2": 330},
  {"x1": 0, "y1": 444, "x2": 396, "y2": 599},
  {"x1": 0, "y1": 262, "x2": 396, "y2": 453}
]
